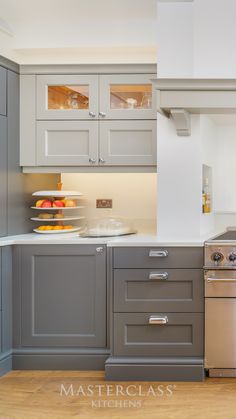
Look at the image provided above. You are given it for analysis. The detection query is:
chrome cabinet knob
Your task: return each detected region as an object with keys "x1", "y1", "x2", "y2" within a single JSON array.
[
  {"x1": 96, "y1": 247, "x2": 104, "y2": 253},
  {"x1": 99, "y1": 158, "x2": 106, "y2": 164},
  {"x1": 89, "y1": 158, "x2": 96, "y2": 164},
  {"x1": 89, "y1": 111, "x2": 96, "y2": 118},
  {"x1": 99, "y1": 111, "x2": 106, "y2": 118}
]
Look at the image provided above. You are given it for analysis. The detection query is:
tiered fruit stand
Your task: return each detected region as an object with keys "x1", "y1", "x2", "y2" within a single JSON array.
[{"x1": 31, "y1": 189, "x2": 85, "y2": 234}]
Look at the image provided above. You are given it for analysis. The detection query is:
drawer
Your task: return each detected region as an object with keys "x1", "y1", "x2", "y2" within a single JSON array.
[
  {"x1": 113, "y1": 247, "x2": 203, "y2": 269},
  {"x1": 113, "y1": 312, "x2": 203, "y2": 357},
  {"x1": 114, "y1": 269, "x2": 204, "y2": 313}
]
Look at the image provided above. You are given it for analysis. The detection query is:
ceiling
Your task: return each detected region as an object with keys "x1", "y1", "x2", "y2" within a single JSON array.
[{"x1": 0, "y1": 0, "x2": 157, "y2": 64}]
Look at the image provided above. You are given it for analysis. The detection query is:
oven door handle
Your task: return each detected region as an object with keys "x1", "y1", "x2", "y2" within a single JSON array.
[{"x1": 207, "y1": 277, "x2": 236, "y2": 283}]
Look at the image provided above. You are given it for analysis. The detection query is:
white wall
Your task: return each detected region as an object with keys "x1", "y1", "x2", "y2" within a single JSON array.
[
  {"x1": 214, "y1": 126, "x2": 236, "y2": 212},
  {"x1": 194, "y1": 0, "x2": 236, "y2": 77},
  {"x1": 0, "y1": 0, "x2": 157, "y2": 64},
  {"x1": 157, "y1": 113, "x2": 202, "y2": 239},
  {"x1": 157, "y1": 1, "x2": 194, "y2": 77},
  {"x1": 200, "y1": 116, "x2": 218, "y2": 234},
  {"x1": 61, "y1": 173, "x2": 157, "y2": 233}
]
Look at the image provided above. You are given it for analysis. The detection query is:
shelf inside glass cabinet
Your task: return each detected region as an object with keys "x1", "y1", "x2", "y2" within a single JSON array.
[
  {"x1": 110, "y1": 84, "x2": 152, "y2": 110},
  {"x1": 48, "y1": 85, "x2": 89, "y2": 110}
]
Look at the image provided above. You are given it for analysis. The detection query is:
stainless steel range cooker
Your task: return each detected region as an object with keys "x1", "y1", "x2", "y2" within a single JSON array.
[{"x1": 205, "y1": 229, "x2": 236, "y2": 377}]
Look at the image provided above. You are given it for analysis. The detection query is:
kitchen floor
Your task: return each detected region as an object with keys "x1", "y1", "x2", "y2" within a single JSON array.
[{"x1": 0, "y1": 371, "x2": 235, "y2": 418}]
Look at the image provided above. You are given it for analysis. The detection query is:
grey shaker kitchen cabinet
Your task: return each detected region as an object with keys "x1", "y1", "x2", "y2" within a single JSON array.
[
  {"x1": 113, "y1": 246, "x2": 204, "y2": 269},
  {"x1": 15, "y1": 245, "x2": 107, "y2": 348},
  {"x1": 113, "y1": 268, "x2": 204, "y2": 312},
  {"x1": 99, "y1": 120, "x2": 157, "y2": 166},
  {"x1": 113, "y1": 312, "x2": 204, "y2": 357},
  {"x1": 20, "y1": 65, "x2": 157, "y2": 169},
  {"x1": 36, "y1": 74, "x2": 99, "y2": 120},
  {"x1": 99, "y1": 74, "x2": 156, "y2": 120},
  {"x1": 0, "y1": 66, "x2": 7, "y2": 116},
  {"x1": 36, "y1": 119, "x2": 156, "y2": 167},
  {"x1": 0, "y1": 247, "x2": 13, "y2": 376},
  {"x1": 106, "y1": 246, "x2": 204, "y2": 381},
  {"x1": 0, "y1": 115, "x2": 7, "y2": 237},
  {"x1": 36, "y1": 120, "x2": 99, "y2": 166}
]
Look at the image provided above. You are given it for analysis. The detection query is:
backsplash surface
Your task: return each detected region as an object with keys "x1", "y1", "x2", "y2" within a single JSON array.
[{"x1": 61, "y1": 173, "x2": 157, "y2": 233}]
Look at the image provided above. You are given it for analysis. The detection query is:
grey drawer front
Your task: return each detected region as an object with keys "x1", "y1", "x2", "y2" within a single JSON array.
[
  {"x1": 113, "y1": 247, "x2": 203, "y2": 269},
  {"x1": 0, "y1": 250, "x2": 1, "y2": 310},
  {"x1": 0, "y1": 311, "x2": 1, "y2": 352},
  {"x1": 114, "y1": 269, "x2": 203, "y2": 313},
  {"x1": 0, "y1": 67, "x2": 7, "y2": 116},
  {"x1": 114, "y1": 312, "x2": 203, "y2": 357}
]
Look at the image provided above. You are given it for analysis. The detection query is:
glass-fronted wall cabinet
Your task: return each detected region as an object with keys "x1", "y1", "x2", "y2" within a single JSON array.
[
  {"x1": 20, "y1": 65, "x2": 157, "y2": 168},
  {"x1": 37, "y1": 75, "x2": 98, "y2": 120},
  {"x1": 99, "y1": 74, "x2": 156, "y2": 119}
]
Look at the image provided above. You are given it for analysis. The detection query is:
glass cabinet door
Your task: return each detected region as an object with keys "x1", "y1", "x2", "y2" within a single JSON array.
[
  {"x1": 99, "y1": 74, "x2": 156, "y2": 119},
  {"x1": 36, "y1": 75, "x2": 98, "y2": 120}
]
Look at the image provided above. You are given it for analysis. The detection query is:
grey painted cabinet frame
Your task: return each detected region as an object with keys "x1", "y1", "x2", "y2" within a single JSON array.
[
  {"x1": 0, "y1": 116, "x2": 7, "y2": 237},
  {"x1": 15, "y1": 245, "x2": 107, "y2": 348},
  {"x1": 0, "y1": 66, "x2": 7, "y2": 116}
]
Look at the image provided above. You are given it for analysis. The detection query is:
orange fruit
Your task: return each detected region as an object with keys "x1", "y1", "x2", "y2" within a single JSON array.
[{"x1": 37, "y1": 226, "x2": 45, "y2": 231}]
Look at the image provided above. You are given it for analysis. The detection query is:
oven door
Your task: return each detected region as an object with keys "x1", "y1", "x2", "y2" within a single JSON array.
[
  {"x1": 205, "y1": 270, "x2": 236, "y2": 369},
  {"x1": 205, "y1": 270, "x2": 236, "y2": 297}
]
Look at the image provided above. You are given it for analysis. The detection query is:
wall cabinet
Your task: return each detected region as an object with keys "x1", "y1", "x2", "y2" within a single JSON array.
[
  {"x1": 99, "y1": 74, "x2": 156, "y2": 120},
  {"x1": 36, "y1": 74, "x2": 99, "y2": 120},
  {"x1": 14, "y1": 245, "x2": 107, "y2": 349},
  {"x1": 20, "y1": 65, "x2": 157, "y2": 168},
  {"x1": 36, "y1": 119, "x2": 156, "y2": 166},
  {"x1": 36, "y1": 120, "x2": 99, "y2": 166}
]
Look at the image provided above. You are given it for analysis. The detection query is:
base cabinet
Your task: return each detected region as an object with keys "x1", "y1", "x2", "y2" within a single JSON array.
[
  {"x1": 0, "y1": 116, "x2": 7, "y2": 237},
  {"x1": 106, "y1": 246, "x2": 205, "y2": 381},
  {"x1": 13, "y1": 245, "x2": 108, "y2": 370},
  {"x1": 0, "y1": 247, "x2": 13, "y2": 377}
]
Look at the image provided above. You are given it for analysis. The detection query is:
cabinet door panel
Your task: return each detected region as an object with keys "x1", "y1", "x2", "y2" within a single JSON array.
[
  {"x1": 20, "y1": 245, "x2": 106, "y2": 347},
  {"x1": 99, "y1": 74, "x2": 156, "y2": 119},
  {"x1": 114, "y1": 269, "x2": 204, "y2": 313},
  {"x1": 114, "y1": 313, "x2": 203, "y2": 357},
  {"x1": 0, "y1": 116, "x2": 7, "y2": 236},
  {"x1": 36, "y1": 120, "x2": 98, "y2": 165},
  {"x1": 37, "y1": 75, "x2": 98, "y2": 120},
  {"x1": 99, "y1": 120, "x2": 156, "y2": 166},
  {"x1": 0, "y1": 67, "x2": 7, "y2": 116}
]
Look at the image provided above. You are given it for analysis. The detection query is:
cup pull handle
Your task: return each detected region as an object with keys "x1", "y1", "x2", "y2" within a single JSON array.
[
  {"x1": 149, "y1": 272, "x2": 168, "y2": 280},
  {"x1": 149, "y1": 315, "x2": 168, "y2": 325},
  {"x1": 149, "y1": 250, "x2": 168, "y2": 258}
]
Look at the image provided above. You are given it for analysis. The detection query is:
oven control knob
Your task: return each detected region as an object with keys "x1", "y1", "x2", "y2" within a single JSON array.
[
  {"x1": 229, "y1": 252, "x2": 236, "y2": 262},
  {"x1": 211, "y1": 252, "x2": 224, "y2": 263}
]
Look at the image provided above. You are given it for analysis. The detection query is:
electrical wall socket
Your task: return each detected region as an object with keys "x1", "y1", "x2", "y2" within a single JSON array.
[{"x1": 96, "y1": 199, "x2": 113, "y2": 209}]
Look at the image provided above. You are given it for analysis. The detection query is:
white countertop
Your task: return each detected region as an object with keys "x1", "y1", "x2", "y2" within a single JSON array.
[{"x1": 0, "y1": 231, "x2": 220, "y2": 247}]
